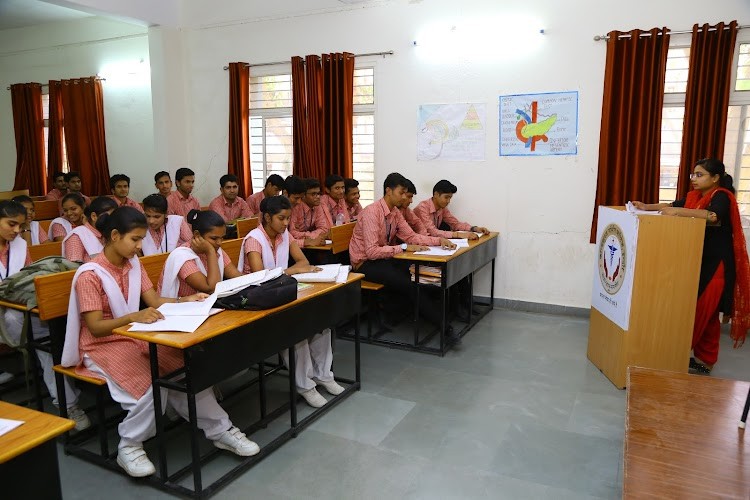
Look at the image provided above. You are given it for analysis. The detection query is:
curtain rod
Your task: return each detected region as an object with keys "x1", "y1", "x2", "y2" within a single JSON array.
[
  {"x1": 6, "y1": 77, "x2": 106, "y2": 91},
  {"x1": 223, "y1": 50, "x2": 394, "y2": 70},
  {"x1": 594, "y1": 24, "x2": 748, "y2": 41}
]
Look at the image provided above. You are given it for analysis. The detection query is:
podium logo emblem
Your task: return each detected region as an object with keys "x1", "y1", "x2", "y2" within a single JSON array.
[{"x1": 598, "y1": 223, "x2": 626, "y2": 295}]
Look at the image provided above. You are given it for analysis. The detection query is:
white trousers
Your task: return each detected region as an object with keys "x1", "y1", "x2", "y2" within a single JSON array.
[
  {"x1": 281, "y1": 328, "x2": 334, "y2": 392},
  {"x1": 2, "y1": 309, "x2": 80, "y2": 408},
  {"x1": 83, "y1": 356, "x2": 232, "y2": 449}
]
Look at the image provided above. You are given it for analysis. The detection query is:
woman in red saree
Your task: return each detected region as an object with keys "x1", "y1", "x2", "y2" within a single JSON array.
[{"x1": 633, "y1": 158, "x2": 750, "y2": 374}]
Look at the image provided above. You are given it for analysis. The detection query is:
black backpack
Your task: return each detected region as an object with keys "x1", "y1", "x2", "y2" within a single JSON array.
[{"x1": 215, "y1": 274, "x2": 298, "y2": 310}]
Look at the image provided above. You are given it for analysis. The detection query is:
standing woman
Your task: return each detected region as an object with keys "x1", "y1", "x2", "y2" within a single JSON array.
[
  {"x1": 63, "y1": 207, "x2": 259, "y2": 478},
  {"x1": 633, "y1": 158, "x2": 750, "y2": 373},
  {"x1": 49, "y1": 193, "x2": 86, "y2": 242},
  {"x1": 239, "y1": 196, "x2": 343, "y2": 408},
  {"x1": 63, "y1": 196, "x2": 118, "y2": 262}
]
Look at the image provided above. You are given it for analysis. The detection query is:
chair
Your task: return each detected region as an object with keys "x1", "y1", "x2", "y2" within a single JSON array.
[
  {"x1": 330, "y1": 222, "x2": 355, "y2": 254},
  {"x1": 221, "y1": 238, "x2": 243, "y2": 267},
  {"x1": 29, "y1": 241, "x2": 62, "y2": 262},
  {"x1": 140, "y1": 252, "x2": 170, "y2": 288},
  {"x1": 236, "y1": 217, "x2": 259, "y2": 238},
  {"x1": 33, "y1": 200, "x2": 60, "y2": 220}
]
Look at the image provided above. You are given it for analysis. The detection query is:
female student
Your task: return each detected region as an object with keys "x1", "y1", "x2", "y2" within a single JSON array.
[
  {"x1": 49, "y1": 192, "x2": 86, "y2": 242},
  {"x1": 63, "y1": 197, "x2": 118, "y2": 263},
  {"x1": 633, "y1": 158, "x2": 750, "y2": 374},
  {"x1": 141, "y1": 194, "x2": 192, "y2": 256},
  {"x1": 12, "y1": 195, "x2": 48, "y2": 245},
  {"x1": 63, "y1": 207, "x2": 259, "y2": 478},
  {"x1": 158, "y1": 209, "x2": 243, "y2": 297},
  {"x1": 0, "y1": 201, "x2": 90, "y2": 429},
  {"x1": 238, "y1": 196, "x2": 344, "y2": 408}
]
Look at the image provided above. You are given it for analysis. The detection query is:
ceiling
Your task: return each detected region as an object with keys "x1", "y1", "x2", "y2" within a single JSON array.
[{"x1": 0, "y1": 0, "x2": 93, "y2": 30}]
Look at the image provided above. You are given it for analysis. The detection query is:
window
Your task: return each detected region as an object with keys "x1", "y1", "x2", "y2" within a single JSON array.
[
  {"x1": 249, "y1": 67, "x2": 375, "y2": 206},
  {"x1": 41, "y1": 92, "x2": 69, "y2": 173}
]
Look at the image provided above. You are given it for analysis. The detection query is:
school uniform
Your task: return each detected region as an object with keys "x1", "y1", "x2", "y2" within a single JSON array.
[
  {"x1": 413, "y1": 199, "x2": 472, "y2": 238},
  {"x1": 246, "y1": 191, "x2": 267, "y2": 216},
  {"x1": 64, "y1": 253, "x2": 231, "y2": 450},
  {"x1": 320, "y1": 194, "x2": 350, "y2": 228},
  {"x1": 167, "y1": 191, "x2": 201, "y2": 217},
  {"x1": 240, "y1": 225, "x2": 335, "y2": 393},
  {"x1": 158, "y1": 244, "x2": 229, "y2": 298},
  {"x1": 208, "y1": 195, "x2": 252, "y2": 221},
  {"x1": 111, "y1": 196, "x2": 145, "y2": 213},
  {"x1": 62, "y1": 223, "x2": 103, "y2": 263},
  {"x1": 29, "y1": 220, "x2": 49, "y2": 245},
  {"x1": 45, "y1": 188, "x2": 66, "y2": 202},
  {"x1": 346, "y1": 201, "x2": 363, "y2": 220},
  {"x1": 289, "y1": 202, "x2": 327, "y2": 247},
  {"x1": 141, "y1": 216, "x2": 191, "y2": 256},
  {"x1": 400, "y1": 206, "x2": 427, "y2": 236},
  {"x1": 0, "y1": 236, "x2": 80, "y2": 408},
  {"x1": 48, "y1": 217, "x2": 75, "y2": 241},
  {"x1": 57, "y1": 194, "x2": 91, "y2": 215}
]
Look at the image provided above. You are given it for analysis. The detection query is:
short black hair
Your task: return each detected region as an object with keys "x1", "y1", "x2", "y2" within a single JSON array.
[
  {"x1": 344, "y1": 178, "x2": 359, "y2": 193},
  {"x1": 285, "y1": 175, "x2": 306, "y2": 195},
  {"x1": 325, "y1": 174, "x2": 345, "y2": 189},
  {"x1": 220, "y1": 174, "x2": 239, "y2": 187},
  {"x1": 154, "y1": 171, "x2": 170, "y2": 183},
  {"x1": 11, "y1": 195, "x2": 33, "y2": 205},
  {"x1": 404, "y1": 179, "x2": 417, "y2": 195},
  {"x1": 433, "y1": 180, "x2": 457, "y2": 195},
  {"x1": 52, "y1": 171, "x2": 66, "y2": 181},
  {"x1": 142, "y1": 194, "x2": 168, "y2": 214},
  {"x1": 186, "y1": 209, "x2": 225, "y2": 236},
  {"x1": 61, "y1": 192, "x2": 86, "y2": 209},
  {"x1": 109, "y1": 174, "x2": 130, "y2": 189},
  {"x1": 95, "y1": 207, "x2": 148, "y2": 242},
  {"x1": 64, "y1": 171, "x2": 81, "y2": 183},
  {"x1": 0, "y1": 200, "x2": 28, "y2": 220},
  {"x1": 265, "y1": 174, "x2": 285, "y2": 190},
  {"x1": 383, "y1": 172, "x2": 408, "y2": 195},
  {"x1": 85, "y1": 196, "x2": 118, "y2": 219},
  {"x1": 176, "y1": 167, "x2": 195, "y2": 182},
  {"x1": 305, "y1": 178, "x2": 321, "y2": 192}
]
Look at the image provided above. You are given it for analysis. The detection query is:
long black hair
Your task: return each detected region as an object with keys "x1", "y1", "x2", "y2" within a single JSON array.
[
  {"x1": 61, "y1": 192, "x2": 86, "y2": 210},
  {"x1": 85, "y1": 196, "x2": 118, "y2": 220},
  {"x1": 259, "y1": 195, "x2": 292, "y2": 227},
  {"x1": 186, "y1": 209, "x2": 225, "y2": 236},
  {"x1": 142, "y1": 194, "x2": 168, "y2": 214},
  {"x1": 0, "y1": 200, "x2": 28, "y2": 220},
  {"x1": 95, "y1": 207, "x2": 148, "y2": 242},
  {"x1": 696, "y1": 158, "x2": 735, "y2": 194}
]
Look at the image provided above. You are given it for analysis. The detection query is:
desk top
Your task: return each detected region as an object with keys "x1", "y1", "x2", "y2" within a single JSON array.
[
  {"x1": 113, "y1": 273, "x2": 364, "y2": 349},
  {"x1": 393, "y1": 232, "x2": 499, "y2": 263},
  {"x1": 303, "y1": 243, "x2": 333, "y2": 251},
  {"x1": 0, "y1": 401, "x2": 74, "y2": 463},
  {"x1": 624, "y1": 367, "x2": 750, "y2": 499}
]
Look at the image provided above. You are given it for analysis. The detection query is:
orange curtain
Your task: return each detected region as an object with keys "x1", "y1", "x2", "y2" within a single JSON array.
[
  {"x1": 292, "y1": 52, "x2": 354, "y2": 183},
  {"x1": 10, "y1": 83, "x2": 47, "y2": 195},
  {"x1": 228, "y1": 62, "x2": 252, "y2": 198},
  {"x1": 675, "y1": 21, "x2": 738, "y2": 199},
  {"x1": 590, "y1": 28, "x2": 670, "y2": 242},
  {"x1": 47, "y1": 80, "x2": 64, "y2": 187},
  {"x1": 60, "y1": 77, "x2": 111, "y2": 196}
]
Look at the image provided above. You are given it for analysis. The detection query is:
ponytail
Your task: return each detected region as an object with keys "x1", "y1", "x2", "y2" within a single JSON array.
[
  {"x1": 720, "y1": 173, "x2": 735, "y2": 194},
  {"x1": 695, "y1": 158, "x2": 735, "y2": 194}
]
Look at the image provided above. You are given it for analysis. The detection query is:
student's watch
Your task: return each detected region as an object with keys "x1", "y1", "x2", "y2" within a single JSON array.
[{"x1": 401, "y1": 243, "x2": 408, "y2": 250}]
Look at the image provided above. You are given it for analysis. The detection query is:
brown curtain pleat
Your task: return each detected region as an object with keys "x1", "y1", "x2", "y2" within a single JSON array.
[
  {"x1": 10, "y1": 83, "x2": 47, "y2": 195},
  {"x1": 322, "y1": 52, "x2": 354, "y2": 179},
  {"x1": 676, "y1": 21, "x2": 738, "y2": 199},
  {"x1": 47, "y1": 80, "x2": 64, "y2": 186},
  {"x1": 60, "y1": 77, "x2": 111, "y2": 196},
  {"x1": 292, "y1": 56, "x2": 309, "y2": 179},
  {"x1": 590, "y1": 27, "x2": 670, "y2": 242},
  {"x1": 228, "y1": 62, "x2": 252, "y2": 198}
]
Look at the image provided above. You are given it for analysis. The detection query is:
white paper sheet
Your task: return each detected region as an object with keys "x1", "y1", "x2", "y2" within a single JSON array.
[
  {"x1": 325, "y1": 239, "x2": 333, "y2": 245},
  {"x1": 157, "y1": 296, "x2": 217, "y2": 317},
  {"x1": 0, "y1": 418, "x2": 24, "y2": 437},
  {"x1": 336, "y1": 265, "x2": 350, "y2": 284},
  {"x1": 413, "y1": 247, "x2": 458, "y2": 256},
  {"x1": 448, "y1": 238, "x2": 470, "y2": 248},
  {"x1": 215, "y1": 268, "x2": 283, "y2": 297},
  {"x1": 625, "y1": 201, "x2": 662, "y2": 215},
  {"x1": 294, "y1": 264, "x2": 341, "y2": 283},
  {"x1": 129, "y1": 315, "x2": 209, "y2": 333}
]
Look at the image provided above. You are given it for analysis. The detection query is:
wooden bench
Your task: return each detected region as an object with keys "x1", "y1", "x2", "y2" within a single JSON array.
[
  {"x1": 33, "y1": 200, "x2": 60, "y2": 221},
  {"x1": 29, "y1": 241, "x2": 62, "y2": 262},
  {"x1": 236, "y1": 217, "x2": 259, "y2": 239},
  {"x1": 38, "y1": 219, "x2": 52, "y2": 234},
  {"x1": 139, "y1": 252, "x2": 170, "y2": 288},
  {"x1": 221, "y1": 238, "x2": 243, "y2": 267},
  {"x1": 330, "y1": 221, "x2": 355, "y2": 255},
  {"x1": 0, "y1": 189, "x2": 29, "y2": 200}
]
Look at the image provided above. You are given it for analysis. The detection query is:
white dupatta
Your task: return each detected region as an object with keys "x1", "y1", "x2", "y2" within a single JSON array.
[
  {"x1": 159, "y1": 246, "x2": 225, "y2": 298},
  {"x1": 62, "y1": 225, "x2": 103, "y2": 260},
  {"x1": 142, "y1": 215, "x2": 184, "y2": 256},
  {"x1": 238, "y1": 226, "x2": 289, "y2": 272},
  {"x1": 47, "y1": 217, "x2": 72, "y2": 241}
]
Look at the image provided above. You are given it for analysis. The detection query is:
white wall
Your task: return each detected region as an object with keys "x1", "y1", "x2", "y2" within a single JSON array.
[{"x1": 0, "y1": 16, "x2": 156, "y2": 199}]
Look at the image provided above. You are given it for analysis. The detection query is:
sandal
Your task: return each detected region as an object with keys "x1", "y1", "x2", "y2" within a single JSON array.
[{"x1": 689, "y1": 357, "x2": 712, "y2": 375}]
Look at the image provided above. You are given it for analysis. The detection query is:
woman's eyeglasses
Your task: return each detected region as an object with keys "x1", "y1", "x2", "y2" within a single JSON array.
[{"x1": 689, "y1": 172, "x2": 706, "y2": 179}]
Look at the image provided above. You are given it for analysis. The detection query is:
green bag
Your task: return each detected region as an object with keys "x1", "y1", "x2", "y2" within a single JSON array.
[{"x1": 0, "y1": 255, "x2": 80, "y2": 309}]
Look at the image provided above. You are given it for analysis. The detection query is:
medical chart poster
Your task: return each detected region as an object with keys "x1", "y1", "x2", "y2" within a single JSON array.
[{"x1": 499, "y1": 91, "x2": 578, "y2": 156}]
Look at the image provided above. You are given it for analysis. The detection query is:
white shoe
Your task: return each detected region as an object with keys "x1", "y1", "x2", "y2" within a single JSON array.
[
  {"x1": 314, "y1": 378, "x2": 345, "y2": 396},
  {"x1": 299, "y1": 387, "x2": 327, "y2": 408},
  {"x1": 117, "y1": 446, "x2": 156, "y2": 477},
  {"x1": 0, "y1": 371, "x2": 14, "y2": 384},
  {"x1": 67, "y1": 405, "x2": 91, "y2": 431},
  {"x1": 213, "y1": 426, "x2": 260, "y2": 457}
]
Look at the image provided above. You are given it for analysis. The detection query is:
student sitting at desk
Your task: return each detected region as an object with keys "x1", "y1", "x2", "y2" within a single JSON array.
[
  {"x1": 167, "y1": 168, "x2": 201, "y2": 217},
  {"x1": 154, "y1": 171, "x2": 173, "y2": 197},
  {"x1": 141, "y1": 194, "x2": 192, "y2": 256},
  {"x1": 321, "y1": 174, "x2": 350, "y2": 228},
  {"x1": 239, "y1": 195, "x2": 343, "y2": 408},
  {"x1": 344, "y1": 178, "x2": 363, "y2": 221},
  {"x1": 283, "y1": 176, "x2": 325, "y2": 249},
  {"x1": 247, "y1": 174, "x2": 285, "y2": 216},
  {"x1": 61, "y1": 171, "x2": 91, "y2": 214},
  {"x1": 290, "y1": 178, "x2": 329, "y2": 247},
  {"x1": 64, "y1": 207, "x2": 259, "y2": 478},
  {"x1": 110, "y1": 174, "x2": 145, "y2": 213},
  {"x1": 49, "y1": 193, "x2": 87, "y2": 242},
  {"x1": 12, "y1": 195, "x2": 48, "y2": 245},
  {"x1": 0, "y1": 200, "x2": 90, "y2": 430},
  {"x1": 63, "y1": 197, "x2": 117, "y2": 263},
  {"x1": 45, "y1": 171, "x2": 67, "y2": 202},
  {"x1": 413, "y1": 180, "x2": 489, "y2": 239},
  {"x1": 349, "y1": 172, "x2": 458, "y2": 339},
  {"x1": 399, "y1": 179, "x2": 427, "y2": 235},
  {"x1": 158, "y1": 209, "x2": 243, "y2": 297},
  {"x1": 209, "y1": 174, "x2": 252, "y2": 222}
]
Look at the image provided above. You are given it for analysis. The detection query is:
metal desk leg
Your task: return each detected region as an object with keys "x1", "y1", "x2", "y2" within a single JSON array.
[
  {"x1": 288, "y1": 346, "x2": 298, "y2": 434},
  {"x1": 150, "y1": 344, "x2": 167, "y2": 481},
  {"x1": 413, "y1": 262, "x2": 421, "y2": 346},
  {"x1": 355, "y1": 313, "x2": 361, "y2": 384},
  {"x1": 259, "y1": 361, "x2": 267, "y2": 420},
  {"x1": 186, "y1": 380, "x2": 203, "y2": 494},
  {"x1": 740, "y1": 385, "x2": 750, "y2": 428},
  {"x1": 25, "y1": 311, "x2": 44, "y2": 411}
]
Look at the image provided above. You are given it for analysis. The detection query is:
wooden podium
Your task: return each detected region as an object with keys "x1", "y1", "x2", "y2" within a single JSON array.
[{"x1": 587, "y1": 207, "x2": 705, "y2": 389}]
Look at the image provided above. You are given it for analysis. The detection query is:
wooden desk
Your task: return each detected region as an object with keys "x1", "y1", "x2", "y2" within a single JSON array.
[
  {"x1": 0, "y1": 401, "x2": 74, "y2": 498},
  {"x1": 111, "y1": 274, "x2": 364, "y2": 498},
  {"x1": 624, "y1": 367, "x2": 750, "y2": 499}
]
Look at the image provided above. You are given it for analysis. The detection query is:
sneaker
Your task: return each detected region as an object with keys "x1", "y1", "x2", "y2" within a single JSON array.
[
  {"x1": 213, "y1": 426, "x2": 260, "y2": 457},
  {"x1": 313, "y1": 378, "x2": 345, "y2": 396},
  {"x1": 0, "y1": 371, "x2": 13, "y2": 384},
  {"x1": 117, "y1": 446, "x2": 156, "y2": 477},
  {"x1": 299, "y1": 387, "x2": 327, "y2": 408},
  {"x1": 67, "y1": 405, "x2": 91, "y2": 431}
]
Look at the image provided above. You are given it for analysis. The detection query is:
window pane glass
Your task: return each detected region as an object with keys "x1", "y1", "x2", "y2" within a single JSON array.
[
  {"x1": 353, "y1": 113, "x2": 375, "y2": 207},
  {"x1": 659, "y1": 106, "x2": 684, "y2": 203},
  {"x1": 737, "y1": 43, "x2": 750, "y2": 91},
  {"x1": 665, "y1": 47, "x2": 690, "y2": 94}
]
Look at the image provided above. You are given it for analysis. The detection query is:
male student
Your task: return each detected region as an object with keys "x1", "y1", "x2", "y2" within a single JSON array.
[
  {"x1": 209, "y1": 174, "x2": 253, "y2": 221},
  {"x1": 167, "y1": 167, "x2": 201, "y2": 216},
  {"x1": 110, "y1": 174, "x2": 145, "y2": 213},
  {"x1": 349, "y1": 172, "x2": 458, "y2": 340},
  {"x1": 400, "y1": 179, "x2": 427, "y2": 235},
  {"x1": 413, "y1": 179, "x2": 489, "y2": 239},
  {"x1": 246, "y1": 174, "x2": 285, "y2": 215},
  {"x1": 46, "y1": 171, "x2": 67, "y2": 202},
  {"x1": 344, "y1": 178, "x2": 363, "y2": 221},
  {"x1": 60, "y1": 171, "x2": 91, "y2": 214},
  {"x1": 289, "y1": 177, "x2": 328, "y2": 247},
  {"x1": 154, "y1": 171, "x2": 173, "y2": 197},
  {"x1": 320, "y1": 174, "x2": 349, "y2": 228}
]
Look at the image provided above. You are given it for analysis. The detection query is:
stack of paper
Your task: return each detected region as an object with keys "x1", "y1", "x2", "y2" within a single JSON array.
[
  {"x1": 448, "y1": 238, "x2": 470, "y2": 248},
  {"x1": 295, "y1": 264, "x2": 341, "y2": 283},
  {"x1": 0, "y1": 418, "x2": 24, "y2": 437},
  {"x1": 414, "y1": 247, "x2": 458, "y2": 256},
  {"x1": 215, "y1": 268, "x2": 284, "y2": 297}
]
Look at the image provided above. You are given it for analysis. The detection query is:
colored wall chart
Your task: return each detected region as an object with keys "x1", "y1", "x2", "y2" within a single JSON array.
[
  {"x1": 499, "y1": 91, "x2": 578, "y2": 156},
  {"x1": 417, "y1": 103, "x2": 486, "y2": 161}
]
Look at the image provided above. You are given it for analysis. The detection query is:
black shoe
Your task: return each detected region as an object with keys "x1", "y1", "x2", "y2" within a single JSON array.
[
  {"x1": 445, "y1": 325, "x2": 462, "y2": 344},
  {"x1": 689, "y1": 357, "x2": 712, "y2": 375}
]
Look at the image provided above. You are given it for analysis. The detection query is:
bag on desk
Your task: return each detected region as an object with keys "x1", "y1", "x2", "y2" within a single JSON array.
[{"x1": 215, "y1": 274, "x2": 298, "y2": 310}]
